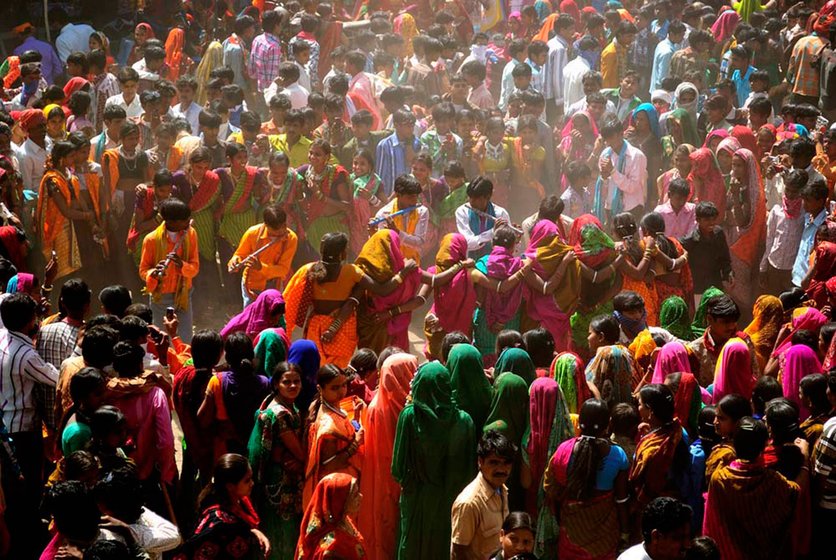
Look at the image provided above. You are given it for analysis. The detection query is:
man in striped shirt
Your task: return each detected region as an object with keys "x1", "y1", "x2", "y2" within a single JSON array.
[
  {"x1": 0, "y1": 293, "x2": 59, "y2": 557},
  {"x1": 813, "y1": 370, "x2": 836, "y2": 557}
]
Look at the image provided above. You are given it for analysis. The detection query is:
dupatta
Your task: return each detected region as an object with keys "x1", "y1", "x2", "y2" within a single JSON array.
[
  {"x1": 483, "y1": 372, "x2": 530, "y2": 447},
  {"x1": 428, "y1": 233, "x2": 476, "y2": 334},
  {"x1": 253, "y1": 328, "x2": 290, "y2": 376},
  {"x1": 476, "y1": 244, "x2": 523, "y2": 326},
  {"x1": 164, "y1": 28, "x2": 186, "y2": 81},
  {"x1": 569, "y1": 214, "x2": 615, "y2": 269},
  {"x1": 220, "y1": 289, "x2": 284, "y2": 339},
  {"x1": 447, "y1": 343, "x2": 493, "y2": 431},
  {"x1": 712, "y1": 338, "x2": 755, "y2": 404},
  {"x1": 37, "y1": 169, "x2": 80, "y2": 248},
  {"x1": 806, "y1": 240, "x2": 836, "y2": 308},
  {"x1": 629, "y1": 418, "x2": 685, "y2": 507},
  {"x1": 689, "y1": 148, "x2": 727, "y2": 219},
  {"x1": 559, "y1": 111, "x2": 599, "y2": 161},
  {"x1": 772, "y1": 307, "x2": 828, "y2": 358},
  {"x1": 584, "y1": 345, "x2": 637, "y2": 408},
  {"x1": 296, "y1": 473, "x2": 365, "y2": 560},
  {"x1": 659, "y1": 296, "x2": 696, "y2": 341},
  {"x1": 729, "y1": 148, "x2": 766, "y2": 267},
  {"x1": 691, "y1": 286, "x2": 726, "y2": 337},
  {"x1": 781, "y1": 344, "x2": 822, "y2": 420},
  {"x1": 525, "y1": 377, "x2": 574, "y2": 502},
  {"x1": 524, "y1": 220, "x2": 582, "y2": 323},
  {"x1": 494, "y1": 347, "x2": 538, "y2": 386},
  {"x1": 550, "y1": 352, "x2": 592, "y2": 415},
  {"x1": 651, "y1": 341, "x2": 693, "y2": 384},
  {"x1": 744, "y1": 295, "x2": 783, "y2": 370},
  {"x1": 670, "y1": 372, "x2": 702, "y2": 435}
]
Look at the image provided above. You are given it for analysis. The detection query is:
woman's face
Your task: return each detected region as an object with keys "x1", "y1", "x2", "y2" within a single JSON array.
[
  {"x1": 757, "y1": 129, "x2": 775, "y2": 155},
  {"x1": 716, "y1": 149, "x2": 733, "y2": 173},
  {"x1": 731, "y1": 154, "x2": 747, "y2": 181},
  {"x1": 319, "y1": 373, "x2": 348, "y2": 405},
  {"x1": 486, "y1": 125, "x2": 504, "y2": 145},
  {"x1": 634, "y1": 112, "x2": 650, "y2": 135},
  {"x1": 228, "y1": 467, "x2": 255, "y2": 499},
  {"x1": 679, "y1": 90, "x2": 696, "y2": 105},
  {"x1": 520, "y1": 126, "x2": 538, "y2": 146},
  {"x1": 653, "y1": 100, "x2": 670, "y2": 115},
  {"x1": 713, "y1": 406, "x2": 736, "y2": 438},
  {"x1": 121, "y1": 132, "x2": 140, "y2": 153},
  {"x1": 135, "y1": 26, "x2": 148, "y2": 44},
  {"x1": 574, "y1": 114, "x2": 592, "y2": 136},
  {"x1": 674, "y1": 151, "x2": 692, "y2": 175},
  {"x1": 89, "y1": 35, "x2": 103, "y2": 51},
  {"x1": 668, "y1": 118, "x2": 682, "y2": 142},
  {"x1": 587, "y1": 326, "x2": 605, "y2": 353},
  {"x1": 308, "y1": 145, "x2": 328, "y2": 169},
  {"x1": 104, "y1": 421, "x2": 128, "y2": 449},
  {"x1": 230, "y1": 151, "x2": 248, "y2": 170},
  {"x1": 411, "y1": 161, "x2": 430, "y2": 182},
  {"x1": 352, "y1": 155, "x2": 371, "y2": 177},
  {"x1": 268, "y1": 161, "x2": 289, "y2": 184},
  {"x1": 345, "y1": 481, "x2": 362, "y2": 514},
  {"x1": 191, "y1": 161, "x2": 210, "y2": 178},
  {"x1": 277, "y1": 370, "x2": 302, "y2": 402},
  {"x1": 500, "y1": 528, "x2": 535, "y2": 557},
  {"x1": 637, "y1": 394, "x2": 652, "y2": 422},
  {"x1": 47, "y1": 116, "x2": 65, "y2": 137}
]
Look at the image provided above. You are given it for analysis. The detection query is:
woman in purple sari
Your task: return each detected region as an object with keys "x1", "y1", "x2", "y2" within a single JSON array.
[{"x1": 220, "y1": 289, "x2": 286, "y2": 342}]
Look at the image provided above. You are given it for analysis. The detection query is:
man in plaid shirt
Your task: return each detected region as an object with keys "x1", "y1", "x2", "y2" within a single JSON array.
[
  {"x1": 247, "y1": 9, "x2": 283, "y2": 92},
  {"x1": 813, "y1": 370, "x2": 836, "y2": 556},
  {"x1": 788, "y1": 32, "x2": 827, "y2": 105}
]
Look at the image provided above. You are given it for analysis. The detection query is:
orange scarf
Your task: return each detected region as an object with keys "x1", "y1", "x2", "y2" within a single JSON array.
[{"x1": 37, "y1": 169, "x2": 79, "y2": 248}]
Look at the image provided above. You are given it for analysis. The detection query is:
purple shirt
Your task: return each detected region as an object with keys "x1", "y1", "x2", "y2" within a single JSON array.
[
  {"x1": 13, "y1": 36, "x2": 63, "y2": 85},
  {"x1": 654, "y1": 201, "x2": 696, "y2": 239}
]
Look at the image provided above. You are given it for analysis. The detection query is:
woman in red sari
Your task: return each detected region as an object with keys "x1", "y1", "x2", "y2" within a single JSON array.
[
  {"x1": 629, "y1": 384, "x2": 689, "y2": 536},
  {"x1": 802, "y1": 220, "x2": 836, "y2": 308},
  {"x1": 689, "y1": 147, "x2": 727, "y2": 219},
  {"x1": 296, "y1": 473, "x2": 366, "y2": 560}
]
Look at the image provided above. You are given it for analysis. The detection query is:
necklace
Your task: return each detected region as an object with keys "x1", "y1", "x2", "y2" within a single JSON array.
[{"x1": 119, "y1": 146, "x2": 138, "y2": 172}]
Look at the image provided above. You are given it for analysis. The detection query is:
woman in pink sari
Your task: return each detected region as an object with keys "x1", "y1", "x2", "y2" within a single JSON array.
[
  {"x1": 770, "y1": 307, "x2": 829, "y2": 361},
  {"x1": 557, "y1": 111, "x2": 598, "y2": 172},
  {"x1": 712, "y1": 338, "x2": 755, "y2": 404},
  {"x1": 651, "y1": 341, "x2": 692, "y2": 384},
  {"x1": 780, "y1": 344, "x2": 822, "y2": 420},
  {"x1": 219, "y1": 289, "x2": 285, "y2": 341},
  {"x1": 689, "y1": 148, "x2": 727, "y2": 219},
  {"x1": 357, "y1": 353, "x2": 417, "y2": 560}
]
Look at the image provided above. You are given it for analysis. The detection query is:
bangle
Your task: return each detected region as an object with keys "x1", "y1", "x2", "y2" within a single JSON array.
[
  {"x1": 41, "y1": 284, "x2": 53, "y2": 293},
  {"x1": 542, "y1": 280, "x2": 549, "y2": 295},
  {"x1": 616, "y1": 497, "x2": 630, "y2": 504},
  {"x1": 394, "y1": 273, "x2": 404, "y2": 285},
  {"x1": 593, "y1": 270, "x2": 598, "y2": 283},
  {"x1": 388, "y1": 309, "x2": 395, "y2": 318},
  {"x1": 395, "y1": 306, "x2": 402, "y2": 315},
  {"x1": 497, "y1": 280, "x2": 503, "y2": 293},
  {"x1": 348, "y1": 296, "x2": 360, "y2": 306},
  {"x1": 431, "y1": 275, "x2": 435, "y2": 289},
  {"x1": 416, "y1": 295, "x2": 427, "y2": 304}
]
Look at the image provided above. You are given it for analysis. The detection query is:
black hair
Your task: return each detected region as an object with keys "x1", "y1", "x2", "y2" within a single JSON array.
[
  {"x1": 440, "y1": 332, "x2": 470, "y2": 364},
  {"x1": 492, "y1": 226, "x2": 518, "y2": 250},
  {"x1": 496, "y1": 329, "x2": 524, "y2": 356},
  {"x1": 199, "y1": 453, "x2": 252, "y2": 510},
  {"x1": 639, "y1": 384, "x2": 675, "y2": 422},
  {"x1": 610, "y1": 402, "x2": 640, "y2": 437},
  {"x1": 394, "y1": 174, "x2": 422, "y2": 195},
  {"x1": 695, "y1": 201, "x2": 719, "y2": 220},
  {"x1": 278, "y1": 62, "x2": 300, "y2": 83},
  {"x1": 307, "y1": 364, "x2": 347, "y2": 420},
  {"x1": 80, "y1": 325, "x2": 118, "y2": 369},
  {"x1": 67, "y1": 91, "x2": 91, "y2": 117},
  {"x1": 717, "y1": 394, "x2": 753, "y2": 423},
  {"x1": 733, "y1": 417, "x2": 769, "y2": 460},
  {"x1": 84, "y1": 540, "x2": 133, "y2": 560},
  {"x1": 478, "y1": 429, "x2": 517, "y2": 461},
  {"x1": 118, "y1": 314, "x2": 149, "y2": 342},
  {"x1": 590, "y1": 314, "x2": 621, "y2": 345},
  {"x1": 466, "y1": 175, "x2": 494, "y2": 199},
  {"x1": 159, "y1": 197, "x2": 191, "y2": 222},
  {"x1": 124, "y1": 303, "x2": 153, "y2": 324},
  {"x1": 95, "y1": 466, "x2": 144, "y2": 523},
  {"x1": 224, "y1": 332, "x2": 255, "y2": 378},
  {"x1": 90, "y1": 404, "x2": 126, "y2": 444},
  {"x1": 613, "y1": 291, "x2": 645, "y2": 313},
  {"x1": 119, "y1": 121, "x2": 139, "y2": 140},
  {"x1": 566, "y1": 399, "x2": 610, "y2": 499},
  {"x1": 599, "y1": 119, "x2": 623, "y2": 139},
  {"x1": 522, "y1": 328, "x2": 555, "y2": 368},
  {"x1": 668, "y1": 178, "x2": 691, "y2": 198},
  {"x1": 765, "y1": 398, "x2": 802, "y2": 445},
  {"x1": 64, "y1": 450, "x2": 99, "y2": 482},
  {"x1": 44, "y1": 481, "x2": 101, "y2": 542},
  {"x1": 641, "y1": 497, "x2": 692, "y2": 543},
  {"x1": 59, "y1": 278, "x2": 91, "y2": 317},
  {"x1": 392, "y1": 108, "x2": 417, "y2": 126},
  {"x1": 198, "y1": 110, "x2": 222, "y2": 129},
  {"x1": 536, "y1": 195, "x2": 565, "y2": 222},
  {"x1": 502, "y1": 511, "x2": 535, "y2": 534},
  {"x1": 0, "y1": 293, "x2": 36, "y2": 331},
  {"x1": 0, "y1": 259, "x2": 16, "y2": 290},
  {"x1": 641, "y1": 212, "x2": 677, "y2": 258},
  {"x1": 262, "y1": 204, "x2": 287, "y2": 229},
  {"x1": 112, "y1": 341, "x2": 145, "y2": 377},
  {"x1": 461, "y1": 60, "x2": 487, "y2": 82},
  {"x1": 751, "y1": 375, "x2": 783, "y2": 417},
  {"x1": 564, "y1": 161, "x2": 592, "y2": 187},
  {"x1": 791, "y1": 329, "x2": 819, "y2": 352},
  {"x1": 697, "y1": 406, "x2": 719, "y2": 450},
  {"x1": 309, "y1": 233, "x2": 349, "y2": 284},
  {"x1": 350, "y1": 110, "x2": 374, "y2": 127},
  {"x1": 376, "y1": 346, "x2": 404, "y2": 370},
  {"x1": 98, "y1": 285, "x2": 131, "y2": 317},
  {"x1": 791, "y1": 137, "x2": 817, "y2": 162},
  {"x1": 685, "y1": 536, "x2": 721, "y2": 560},
  {"x1": 706, "y1": 294, "x2": 740, "y2": 321},
  {"x1": 348, "y1": 348, "x2": 378, "y2": 377},
  {"x1": 802, "y1": 178, "x2": 829, "y2": 202}
]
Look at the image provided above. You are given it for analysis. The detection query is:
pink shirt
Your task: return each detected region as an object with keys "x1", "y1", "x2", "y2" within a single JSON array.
[
  {"x1": 654, "y1": 201, "x2": 696, "y2": 239},
  {"x1": 114, "y1": 385, "x2": 177, "y2": 484}
]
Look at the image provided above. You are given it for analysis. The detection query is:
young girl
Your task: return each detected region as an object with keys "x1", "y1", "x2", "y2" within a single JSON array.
[
  {"x1": 657, "y1": 144, "x2": 695, "y2": 203},
  {"x1": 127, "y1": 170, "x2": 174, "y2": 264},
  {"x1": 89, "y1": 405, "x2": 131, "y2": 473},
  {"x1": 436, "y1": 161, "x2": 468, "y2": 235},
  {"x1": 303, "y1": 364, "x2": 364, "y2": 509},
  {"x1": 248, "y1": 362, "x2": 306, "y2": 560},
  {"x1": 349, "y1": 149, "x2": 383, "y2": 256},
  {"x1": 706, "y1": 394, "x2": 752, "y2": 480},
  {"x1": 511, "y1": 115, "x2": 545, "y2": 221},
  {"x1": 60, "y1": 367, "x2": 106, "y2": 456},
  {"x1": 44, "y1": 104, "x2": 68, "y2": 149},
  {"x1": 264, "y1": 152, "x2": 303, "y2": 237},
  {"x1": 474, "y1": 117, "x2": 513, "y2": 209},
  {"x1": 411, "y1": 153, "x2": 447, "y2": 259}
]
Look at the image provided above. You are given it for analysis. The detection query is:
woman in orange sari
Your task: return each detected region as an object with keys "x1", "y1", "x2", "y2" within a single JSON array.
[
  {"x1": 37, "y1": 141, "x2": 95, "y2": 279},
  {"x1": 611, "y1": 212, "x2": 659, "y2": 324},
  {"x1": 164, "y1": 27, "x2": 191, "y2": 80},
  {"x1": 726, "y1": 148, "x2": 767, "y2": 314},
  {"x1": 640, "y1": 212, "x2": 695, "y2": 317},
  {"x1": 296, "y1": 473, "x2": 366, "y2": 560},
  {"x1": 357, "y1": 353, "x2": 417, "y2": 560},
  {"x1": 744, "y1": 295, "x2": 784, "y2": 370},
  {"x1": 303, "y1": 364, "x2": 364, "y2": 509},
  {"x1": 629, "y1": 384, "x2": 689, "y2": 535}
]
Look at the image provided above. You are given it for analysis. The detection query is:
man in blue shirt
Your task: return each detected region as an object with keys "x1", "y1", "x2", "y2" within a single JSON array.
[
  {"x1": 792, "y1": 179, "x2": 830, "y2": 286},
  {"x1": 375, "y1": 109, "x2": 421, "y2": 198},
  {"x1": 650, "y1": 20, "x2": 686, "y2": 93},
  {"x1": 12, "y1": 23, "x2": 62, "y2": 85}
]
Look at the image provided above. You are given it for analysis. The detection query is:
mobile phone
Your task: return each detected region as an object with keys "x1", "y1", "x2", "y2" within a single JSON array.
[
  {"x1": 166, "y1": 307, "x2": 175, "y2": 319},
  {"x1": 351, "y1": 420, "x2": 361, "y2": 431},
  {"x1": 51, "y1": 250, "x2": 57, "y2": 260}
]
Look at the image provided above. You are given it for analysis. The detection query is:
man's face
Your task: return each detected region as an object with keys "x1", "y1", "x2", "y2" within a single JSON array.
[
  {"x1": 397, "y1": 192, "x2": 419, "y2": 208},
  {"x1": 619, "y1": 32, "x2": 637, "y2": 47},
  {"x1": 121, "y1": 80, "x2": 138, "y2": 99},
  {"x1": 648, "y1": 524, "x2": 692, "y2": 560},
  {"x1": 697, "y1": 215, "x2": 718, "y2": 235},
  {"x1": 105, "y1": 118, "x2": 125, "y2": 140},
  {"x1": 478, "y1": 453, "x2": 513, "y2": 489},
  {"x1": 23, "y1": 67, "x2": 42, "y2": 86},
  {"x1": 155, "y1": 132, "x2": 174, "y2": 151},
  {"x1": 604, "y1": 132, "x2": 623, "y2": 152},
  {"x1": 824, "y1": 135, "x2": 836, "y2": 158},
  {"x1": 177, "y1": 86, "x2": 194, "y2": 106},
  {"x1": 670, "y1": 192, "x2": 687, "y2": 212},
  {"x1": 451, "y1": 81, "x2": 469, "y2": 101},
  {"x1": 469, "y1": 194, "x2": 490, "y2": 211},
  {"x1": 730, "y1": 53, "x2": 746, "y2": 71},
  {"x1": 588, "y1": 101, "x2": 606, "y2": 122},
  {"x1": 285, "y1": 120, "x2": 302, "y2": 141},
  {"x1": 513, "y1": 74, "x2": 532, "y2": 91},
  {"x1": 243, "y1": 25, "x2": 257, "y2": 42},
  {"x1": 803, "y1": 195, "x2": 825, "y2": 216},
  {"x1": 669, "y1": 31, "x2": 685, "y2": 45},
  {"x1": 352, "y1": 121, "x2": 371, "y2": 140},
  {"x1": 297, "y1": 49, "x2": 311, "y2": 65},
  {"x1": 620, "y1": 75, "x2": 638, "y2": 97},
  {"x1": 797, "y1": 115, "x2": 817, "y2": 131},
  {"x1": 28, "y1": 122, "x2": 46, "y2": 145},
  {"x1": 394, "y1": 120, "x2": 414, "y2": 140},
  {"x1": 67, "y1": 62, "x2": 82, "y2": 77},
  {"x1": 201, "y1": 126, "x2": 219, "y2": 145},
  {"x1": 707, "y1": 315, "x2": 738, "y2": 342}
]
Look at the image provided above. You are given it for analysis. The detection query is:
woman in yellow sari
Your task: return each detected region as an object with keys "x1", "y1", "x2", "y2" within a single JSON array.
[
  {"x1": 744, "y1": 295, "x2": 783, "y2": 370},
  {"x1": 37, "y1": 141, "x2": 95, "y2": 279}
]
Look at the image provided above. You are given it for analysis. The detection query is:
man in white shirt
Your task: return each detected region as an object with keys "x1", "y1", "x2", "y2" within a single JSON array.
[
  {"x1": 543, "y1": 14, "x2": 575, "y2": 120},
  {"x1": 106, "y1": 67, "x2": 143, "y2": 120},
  {"x1": 50, "y1": 8, "x2": 94, "y2": 62},
  {"x1": 373, "y1": 175, "x2": 430, "y2": 262},
  {"x1": 598, "y1": 118, "x2": 648, "y2": 221},
  {"x1": 264, "y1": 62, "x2": 309, "y2": 109},
  {"x1": 618, "y1": 497, "x2": 692, "y2": 560},
  {"x1": 562, "y1": 37, "x2": 598, "y2": 110},
  {"x1": 170, "y1": 76, "x2": 203, "y2": 138},
  {"x1": 89, "y1": 105, "x2": 126, "y2": 164},
  {"x1": 455, "y1": 176, "x2": 511, "y2": 259},
  {"x1": 132, "y1": 45, "x2": 166, "y2": 86},
  {"x1": 499, "y1": 39, "x2": 527, "y2": 112},
  {"x1": 565, "y1": 70, "x2": 617, "y2": 118},
  {"x1": 12, "y1": 109, "x2": 48, "y2": 193}
]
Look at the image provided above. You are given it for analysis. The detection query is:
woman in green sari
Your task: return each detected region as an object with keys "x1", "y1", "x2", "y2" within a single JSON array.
[
  {"x1": 254, "y1": 328, "x2": 289, "y2": 377},
  {"x1": 173, "y1": 146, "x2": 223, "y2": 264},
  {"x1": 493, "y1": 348, "x2": 537, "y2": 386},
  {"x1": 661, "y1": 107, "x2": 701, "y2": 166},
  {"x1": 247, "y1": 362, "x2": 306, "y2": 559},
  {"x1": 392, "y1": 362, "x2": 475, "y2": 560},
  {"x1": 446, "y1": 343, "x2": 493, "y2": 433},
  {"x1": 691, "y1": 286, "x2": 725, "y2": 337},
  {"x1": 484, "y1": 371, "x2": 531, "y2": 511},
  {"x1": 659, "y1": 295, "x2": 697, "y2": 341}
]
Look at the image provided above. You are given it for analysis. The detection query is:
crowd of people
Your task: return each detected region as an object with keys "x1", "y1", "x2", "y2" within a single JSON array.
[{"x1": 1, "y1": 0, "x2": 836, "y2": 558}]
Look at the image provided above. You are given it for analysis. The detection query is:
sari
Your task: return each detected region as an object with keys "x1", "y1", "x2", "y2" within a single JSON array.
[
  {"x1": 484, "y1": 371, "x2": 530, "y2": 511},
  {"x1": 357, "y1": 353, "x2": 417, "y2": 560},
  {"x1": 629, "y1": 418, "x2": 686, "y2": 511},
  {"x1": 523, "y1": 221, "x2": 582, "y2": 351},
  {"x1": 669, "y1": 372, "x2": 702, "y2": 436},
  {"x1": 550, "y1": 352, "x2": 592, "y2": 415},
  {"x1": 195, "y1": 41, "x2": 223, "y2": 105},
  {"x1": 391, "y1": 362, "x2": 476, "y2": 560},
  {"x1": 659, "y1": 296, "x2": 696, "y2": 341},
  {"x1": 584, "y1": 345, "x2": 637, "y2": 408},
  {"x1": 772, "y1": 307, "x2": 828, "y2": 358},
  {"x1": 711, "y1": 11, "x2": 741, "y2": 45},
  {"x1": 283, "y1": 263, "x2": 361, "y2": 368},
  {"x1": 425, "y1": 233, "x2": 476, "y2": 358},
  {"x1": 524, "y1": 377, "x2": 573, "y2": 547},
  {"x1": 36, "y1": 169, "x2": 82, "y2": 278},
  {"x1": 780, "y1": 344, "x2": 822, "y2": 420},
  {"x1": 447, "y1": 343, "x2": 493, "y2": 432},
  {"x1": 247, "y1": 395, "x2": 303, "y2": 560},
  {"x1": 727, "y1": 148, "x2": 767, "y2": 311},
  {"x1": 651, "y1": 341, "x2": 693, "y2": 383},
  {"x1": 559, "y1": 111, "x2": 599, "y2": 162},
  {"x1": 296, "y1": 473, "x2": 366, "y2": 560},
  {"x1": 653, "y1": 237, "x2": 695, "y2": 318},
  {"x1": 546, "y1": 437, "x2": 621, "y2": 560},
  {"x1": 348, "y1": 173, "x2": 382, "y2": 255},
  {"x1": 355, "y1": 230, "x2": 422, "y2": 353},
  {"x1": 712, "y1": 337, "x2": 755, "y2": 404},
  {"x1": 689, "y1": 148, "x2": 727, "y2": 220},
  {"x1": 662, "y1": 108, "x2": 701, "y2": 149},
  {"x1": 218, "y1": 166, "x2": 263, "y2": 249},
  {"x1": 691, "y1": 286, "x2": 725, "y2": 337},
  {"x1": 220, "y1": 290, "x2": 284, "y2": 340},
  {"x1": 179, "y1": 497, "x2": 261, "y2": 560},
  {"x1": 744, "y1": 295, "x2": 783, "y2": 370},
  {"x1": 301, "y1": 164, "x2": 351, "y2": 253},
  {"x1": 164, "y1": 28, "x2": 187, "y2": 81},
  {"x1": 473, "y1": 244, "x2": 523, "y2": 361},
  {"x1": 703, "y1": 458, "x2": 799, "y2": 560},
  {"x1": 806, "y1": 241, "x2": 836, "y2": 308},
  {"x1": 253, "y1": 328, "x2": 290, "y2": 377},
  {"x1": 175, "y1": 169, "x2": 222, "y2": 262},
  {"x1": 730, "y1": 125, "x2": 759, "y2": 156},
  {"x1": 302, "y1": 399, "x2": 360, "y2": 509},
  {"x1": 287, "y1": 340, "x2": 321, "y2": 419},
  {"x1": 494, "y1": 348, "x2": 538, "y2": 386}
]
